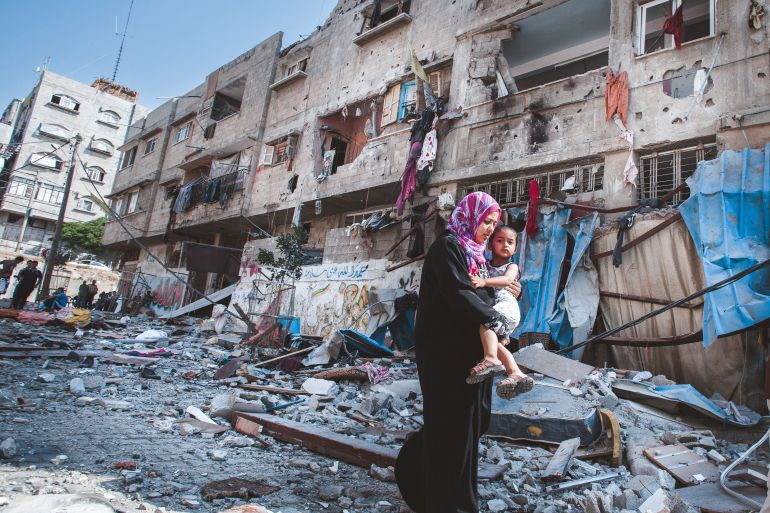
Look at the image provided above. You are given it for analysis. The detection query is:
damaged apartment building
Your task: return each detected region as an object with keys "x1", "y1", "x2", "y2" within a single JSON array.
[{"x1": 102, "y1": 0, "x2": 769, "y2": 402}]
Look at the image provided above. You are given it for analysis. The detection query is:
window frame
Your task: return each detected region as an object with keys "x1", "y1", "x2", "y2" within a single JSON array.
[
  {"x1": 8, "y1": 177, "x2": 35, "y2": 198},
  {"x1": 35, "y1": 183, "x2": 65, "y2": 205},
  {"x1": 126, "y1": 190, "x2": 140, "y2": 214},
  {"x1": 120, "y1": 146, "x2": 138, "y2": 170},
  {"x1": 29, "y1": 152, "x2": 64, "y2": 171},
  {"x1": 144, "y1": 137, "x2": 158, "y2": 155},
  {"x1": 90, "y1": 138, "x2": 115, "y2": 155},
  {"x1": 636, "y1": 0, "x2": 716, "y2": 55},
  {"x1": 49, "y1": 94, "x2": 80, "y2": 112},
  {"x1": 175, "y1": 121, "x2": 192, "y2": 144},
  {"x1": 98, "y1": 109, "x2": 121, "y2": 126},
  {"x1": 75, "y1": 197, "x2": 95, "y2": 212},
  {"x1": 85, "y1": 166, "x2": 106, "y2": 183}
]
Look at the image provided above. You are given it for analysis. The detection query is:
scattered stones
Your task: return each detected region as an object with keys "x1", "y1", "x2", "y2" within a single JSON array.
[
  {"x1": 37, "y1": 373, "x2": 55, "y2": 383},
  {"x1": 369, "y1": 464, "x2": 395, "y2": 482},
  {"x1": 50, "y1": 454, "x2": 68, "y2": 465},
  {"x1": 208, "y1": 449, "x2": 228, "y2": 461},
  {"x1": 487, "y1": 498, "x2": 507, "y2": 512}
]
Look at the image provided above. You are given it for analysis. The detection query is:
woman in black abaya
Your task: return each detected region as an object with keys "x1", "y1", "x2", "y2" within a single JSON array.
[{"x1": 396, "y1": 192, "x2": 520, "y2": 513}]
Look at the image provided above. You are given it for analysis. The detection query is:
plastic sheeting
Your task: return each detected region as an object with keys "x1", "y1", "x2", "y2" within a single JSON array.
[
  {"x1": 679, "y1": 143, "x2": 770, "y2": 346},
  {"x1": 511, "y1": 205, "x2": 571, "y2": 339},
  {"x1": 592, "y1": 211, "x2": 765, "y2": 407},
  {"x1": 549, "y1": 213, "x2": 601, "y2": 355}
]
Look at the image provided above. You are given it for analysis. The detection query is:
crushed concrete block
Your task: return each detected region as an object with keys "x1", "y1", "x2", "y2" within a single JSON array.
[
  {"x1": 301, "y1": 378, "x2": 339, "y2": 396},
  {"x1": 208, "y1": 449, "x2": 228, "y2": 461},
  {"x1": 625, "y1": 475, "x2": 661, "y2": 502},
  {"x1": 95, "y1": 399, "x2": 132, "y2": 410},
  {"x1": 37, "y1": 373, "x2": 55, "y2": 383},
  {"x1": 706, "y1": 449, "x2": 726, "y2": 463},
  {"x1": 638, "y1": 488, "x2": 669, "y2": 513},
  {"x1": 369, "y1": 464, "x2": 395, "y2": 482},
  {"x1": 487, "y1": 499, "x2": 507, "y2": 513},
  {"x1": 69, "y1": 378, "x2": 86, "y2": 396},
  {"x1": 615, "y1": 489, "x2": 640, "y2": 510},
  {"x1": 0, "y1": 438, "x2": 17, "y2": 459},
  {"x1": 177, "y1": 423, "x2": 201, "y2": 436},
  {"x1": 82, "y1": 374, "x2": 106, "y2": 390},
  {"x1": 209, "y1": 392, "x2": 237, "y2": 418},
  {"x1": 318, "y1": 484, "x2": 344, "y2": 501},
  {"x1": 50, "y1": 454, "x2": 68, "y2": 465},
  {"x1": 370, "y1": 379, "x2": 421, "y2": 400},
  {"x1": 75, "y1": 396, "x2": 97, "y2": 406}
]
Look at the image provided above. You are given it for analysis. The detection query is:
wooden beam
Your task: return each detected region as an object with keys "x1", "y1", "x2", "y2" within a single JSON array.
[
  {"x1": 234, "y1": 412, "x2": 398, "y2": 468},
  {"x1": 542, "y1": 437, "x2": 581, "y2": 482},
  {"x1": 238, "y1": 384, "x2": 308, "y2": 396}
]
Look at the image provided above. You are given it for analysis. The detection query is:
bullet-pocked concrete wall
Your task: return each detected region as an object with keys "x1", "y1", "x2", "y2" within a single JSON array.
[{"x1": 103, "y1": 0, "x2": 770, "y2": 271}]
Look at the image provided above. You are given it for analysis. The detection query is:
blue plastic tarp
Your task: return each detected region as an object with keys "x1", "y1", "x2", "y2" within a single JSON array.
[
  {"x1": 510, "y1": 206, "x2": 572, "y2": 339},
  {"x1": 549, "y1": 213, "x2": 601, "y2": 352},
  {"x1": 679, "y1": 143, "x2": 770, "y2": 346},
  {"x1": 652, "y1": 384, "x2": 760, "y2": 426}
]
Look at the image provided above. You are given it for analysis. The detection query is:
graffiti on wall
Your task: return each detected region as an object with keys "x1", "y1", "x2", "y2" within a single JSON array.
[
  {"x1": 229, "y1": 260, "x2": 423, "y2": 339},
  {"x1": 140, "y1": 274, "x2": 188, "y2": 316}
]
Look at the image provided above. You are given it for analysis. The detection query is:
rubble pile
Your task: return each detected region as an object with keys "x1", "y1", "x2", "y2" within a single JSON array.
[{"x1": 0, "y1": 314, "x2": 768, "y2": 513}]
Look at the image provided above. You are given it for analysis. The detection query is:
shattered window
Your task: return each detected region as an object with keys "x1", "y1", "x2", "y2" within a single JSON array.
[{"x1": 637, "y1": 0, "x2": 715, "y2": 54}]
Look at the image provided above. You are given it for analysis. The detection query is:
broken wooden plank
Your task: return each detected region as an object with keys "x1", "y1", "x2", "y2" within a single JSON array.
[
  {"x1": 252, "y1": 347, "x2": 314, "y2": 368},
  {"x1": 674, "y1": 481, "x2": 766, "y2": 513},
  {"x1": 513, "y1": 345, "x2": 594, "y2": 383},
  {"x1": 542, "y1": 437, "x2": 581, "y2": 482},
  {"x1": 234, "y1": 412, "x2": 398, "y2": 468},
  {"x1": 105, "y1": 354, "x2": 159, "y2": 366},
  {"x1": 233, "y1": 415, "x2": 271, "y2": 448},
  {"x1": 599, "y1": 409, "x2": 623, "y2": 467},
  {"x1": 201, "y1": 477, "x2": 278, "y2": 502},
  {"x1": 238, "y1": 384, "x2": 308, "y2": 396},
  {"x1": 644, "y1": 444, "x2": 720, "y2": 486},
  {"x1": 729, "y1": 467, "x2": 768, "y2": 487},
  {"x1": 0, "y1": 349, "x2": 112, "y2": 359}
]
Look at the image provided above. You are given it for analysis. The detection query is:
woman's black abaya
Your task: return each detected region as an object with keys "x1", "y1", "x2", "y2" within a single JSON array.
[{"x1": 396, "y1": 232, "x2": 500, "y2": 513}]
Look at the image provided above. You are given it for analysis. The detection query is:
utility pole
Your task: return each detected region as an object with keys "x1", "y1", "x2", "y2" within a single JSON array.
[{"x1": 38, "y1": 134, "x2": 81, "y2": 300}]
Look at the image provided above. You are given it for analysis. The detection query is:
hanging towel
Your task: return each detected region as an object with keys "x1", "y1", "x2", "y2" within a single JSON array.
[
  {"x1": 525, "y1": 179, "x2": 540, "y2": 238},
  {"x1": 605, "y1": 70, "x2": 629, "y2": 126},
  {"x1": 663, "y1": 3, "x2": 685, "y2": 49}
]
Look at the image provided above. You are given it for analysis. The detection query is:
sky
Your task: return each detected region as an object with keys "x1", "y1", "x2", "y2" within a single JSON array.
[{"x1": 0, "y1": 0, "x2": 335, "y2": 110}]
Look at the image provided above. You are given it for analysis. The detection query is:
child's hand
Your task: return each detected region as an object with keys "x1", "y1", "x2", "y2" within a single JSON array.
[{"x1": 470, "y1": 275, "x2": 485, "y2": 288}]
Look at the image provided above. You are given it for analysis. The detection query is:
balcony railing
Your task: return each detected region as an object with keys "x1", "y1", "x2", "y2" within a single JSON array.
[{"x1": 183, "y1": 166, "x2": 248, "y2": 210}]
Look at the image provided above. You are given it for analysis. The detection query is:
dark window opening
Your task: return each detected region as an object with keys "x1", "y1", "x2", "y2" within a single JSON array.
[
  {"x1": 210, "y1": 77, "x2": 246, "y2": 121},
  {"x1": 328, "y1": 137, "x2": 348, "y2": 175}
]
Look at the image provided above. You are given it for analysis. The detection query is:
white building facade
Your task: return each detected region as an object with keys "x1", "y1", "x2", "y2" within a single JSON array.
[{"x1": 0, "y1": 71, "x2": 147, "y2": 255}]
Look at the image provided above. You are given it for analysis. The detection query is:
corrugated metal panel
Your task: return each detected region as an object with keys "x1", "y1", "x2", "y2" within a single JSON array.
[{"x1": 679, "y1": 143, "x2": 770, "y2": 346}]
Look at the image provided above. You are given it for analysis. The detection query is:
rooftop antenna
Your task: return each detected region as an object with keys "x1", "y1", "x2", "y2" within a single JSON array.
[
  {"x1": 35, "y1": 56, "x2": 51, "y2": 73},
  {"x1": 112, "y1": 0, "x2": 134, "y2": 82}
]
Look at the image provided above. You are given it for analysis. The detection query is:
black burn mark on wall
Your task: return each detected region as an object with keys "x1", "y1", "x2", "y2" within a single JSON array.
[{"x1": 488, "y1": 122, "x2": 510, "y2": 157}]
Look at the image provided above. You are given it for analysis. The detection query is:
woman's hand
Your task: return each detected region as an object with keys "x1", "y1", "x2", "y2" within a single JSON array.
[
  {"x1": 469, "y1": 275, "x2": 486, "y2": 289},
  {"x1": 505, "y1": 280, "x2": 522, "y2": 299}
]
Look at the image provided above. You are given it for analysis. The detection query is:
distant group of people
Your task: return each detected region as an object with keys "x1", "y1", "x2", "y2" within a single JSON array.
[
  {"x1": 1, "y1": 257, "x2": 43, "y2": 310},
  {"x1": 0, "y1": 255, "x2": 111, "y2": 313},
  {"x1": 75, "y1": 280, "x2": 99, "y2": 308}
]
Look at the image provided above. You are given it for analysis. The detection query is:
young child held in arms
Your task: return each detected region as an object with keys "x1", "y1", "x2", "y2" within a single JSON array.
[{"x1": 465, "y1": 225, "x2": 534, "y2": 399}]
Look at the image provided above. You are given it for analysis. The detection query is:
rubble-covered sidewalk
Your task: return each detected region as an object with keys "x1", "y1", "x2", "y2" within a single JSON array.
[{"x1": 1, "y1": 309, "x2": 769, "y2": 513}]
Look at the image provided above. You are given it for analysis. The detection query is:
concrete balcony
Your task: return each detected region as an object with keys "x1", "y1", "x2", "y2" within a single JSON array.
[
  {"x1": 353, "y1": 13, "x2": 413, "y2": 46},
  {"x1": 103, "y1": 211, "x2": 148, "y2": 247}
]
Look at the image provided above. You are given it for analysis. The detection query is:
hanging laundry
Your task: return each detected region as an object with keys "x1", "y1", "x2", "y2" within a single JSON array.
[
  {"x1": 612, "y1": 198, "x2": 663, "y2": 267},
  {"x1": 341, "y1": 105, "x2": 349, "y2": 119},
  {"x1": 605, "y1": 70, "x2": 629, "y2": 126},
  {"x1": 396, "y1": 141, "x2": 423, "y2": 216},
  {"x1": 663, "y1": 3, "x2": 685, "y2": 49},
  {"x1": 416, "y1": 119, "x2": 438, "y2": 193},
  {"x1": 203, "y1": 177, "x2": 221, "y2": 203},
  {"x1": 525, "y1": 179, "x2": 540, "y2": 238}
]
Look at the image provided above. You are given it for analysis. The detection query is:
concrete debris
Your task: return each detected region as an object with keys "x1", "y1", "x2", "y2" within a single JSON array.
[{"x1": 0, "y1": 313, "x2": 763, "y2": 513}]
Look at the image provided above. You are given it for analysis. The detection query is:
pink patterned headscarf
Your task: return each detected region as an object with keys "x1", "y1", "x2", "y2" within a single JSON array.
[{"x1": 446, "y1": 192, "x2": 501, "y2": 275}]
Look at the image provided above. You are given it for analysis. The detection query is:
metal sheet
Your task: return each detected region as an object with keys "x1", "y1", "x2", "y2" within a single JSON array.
[{"x1": 679, "y1": 143, "x2": 770, "y2": 346}]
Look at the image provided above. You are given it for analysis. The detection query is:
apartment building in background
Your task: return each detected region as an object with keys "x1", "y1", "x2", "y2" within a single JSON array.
[
  {"x1": 0, "y1": 71, "x2": 148, "y2": 254},
  {"x1": 102, "y1": 0, "x2": 769, "y2": 310}
]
